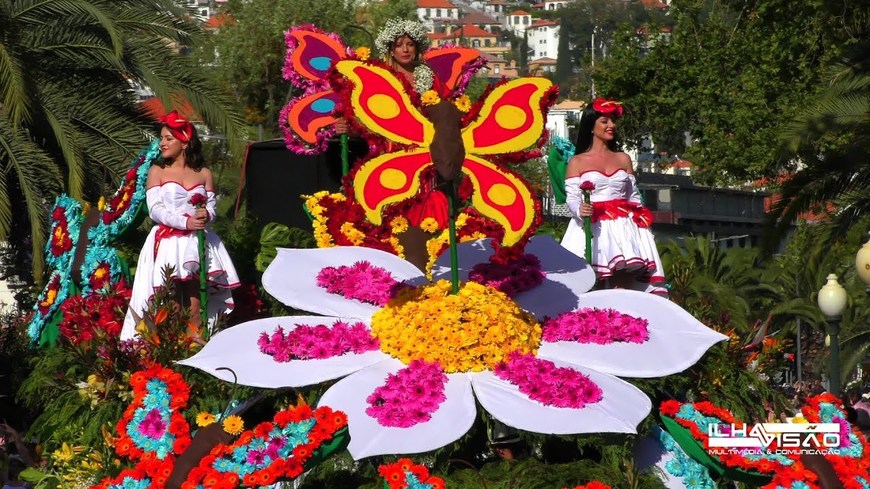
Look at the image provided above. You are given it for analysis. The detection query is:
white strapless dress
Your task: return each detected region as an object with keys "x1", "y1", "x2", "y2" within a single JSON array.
[
  {"x1": 121, "y1": 182, "x2": 240, "y2": 339},
  {"x1": 560, "y1": 170, "x2": 666, "y2": 296}
]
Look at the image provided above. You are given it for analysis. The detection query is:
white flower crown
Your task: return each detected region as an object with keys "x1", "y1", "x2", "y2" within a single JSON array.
[{"x1": 375, "y1": 18, "x2": 430, "y2": 56}]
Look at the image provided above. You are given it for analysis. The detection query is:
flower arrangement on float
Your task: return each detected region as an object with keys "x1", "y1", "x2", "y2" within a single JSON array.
[
  {"x1": 379, "y1": 458, "x2": 445, "y2": 489},
  {"x1": 94, "y1": 142, "x2": 158, "y2": 239}
]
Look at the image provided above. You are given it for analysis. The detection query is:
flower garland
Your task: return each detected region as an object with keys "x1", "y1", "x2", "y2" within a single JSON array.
[
  {"x1": 114, "y1": 366, "x2": 191, "y2": 471},
  {"x1": 413, "y1": 64, "x2": 435, "y2": 94},
  {"x1": 371, "y1": 280, "x2": 541, "y2": 373},
  {"x1": 374, "y1": 18, "x2": 430, "y2": 57},
  {"x1": 316, "y1": 260, "x2": 408, "y2": 306},
  {"x1": 658, "y1": 427, "x2": 716, "y2": 488},
  {"x1": 541, "y1": 308, "x2": 650, "y2": 345},
  {"x1": 93, "y1": 141, "x2": 159, "y2": 241},
  {"x1": 45, "y1": 195, "x2": 82, "y2": 270},
  {"x1": 92, "y1": 468, "x2": 153, "y2": 489},
  {"x1": 659, "y1": 400, "x2": 795, "y2": 475},
  {"x1": 379, "y1": 459, "x2": 446, "y2": 489},
  {"x1": 467, "y1": 253, "x2": 545, "y2": 297},
  {"x1": 493, "y1": 352, "x2": 602, "y2": 409},
  {"x1": 365, "y1": 360, "x2": 448, "y2": 428},
  {"x1": 80, "y1": 245, "x2": 125, "y2": 294},
  {"x1": 27, "y1": 269, "x2": 72, "y2": 343},
  {"x1": 182, "y1": 404, "x2": 348, "y2": 489},
  {"x1": 258, "y1": 320, "x2": 379, "y2": 362}
]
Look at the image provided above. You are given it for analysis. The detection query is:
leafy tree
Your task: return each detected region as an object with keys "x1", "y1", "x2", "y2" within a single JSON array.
[
  {"x1": 0, "y1": 0, "x2": 246, "y2": 282},
  {"x1": 595, "y1": 0, "x2": 846, "y2": 185},
  {"x1": 201, "y1": 0, "x2": 359, "y2": 137}
]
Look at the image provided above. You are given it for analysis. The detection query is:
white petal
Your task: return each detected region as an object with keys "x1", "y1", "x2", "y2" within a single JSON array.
[
  {"x1": 176, "y1": 316, "x2": 387, "y2": 388},
  {"x1": 263, "y1": 246, "x2": 425, "y2": 319},
  {"x1": 538, "y1": 289, "x2": 728, "y2": 378},
  {"x1": 512, "y1": 235, "x2": 596, "y2": 319},
  {"x1": 318, "y1": 360, "x2": 476, "y2": 459},
  {"x1": 431, "y1": 238, "x2": 492, "y2": 282},
  {"x1": 471, "y1": 359, "x2": 650, "y2": 434},
  {"x1": 431, "y1": 235, "x2": 596, "y2": 320}
]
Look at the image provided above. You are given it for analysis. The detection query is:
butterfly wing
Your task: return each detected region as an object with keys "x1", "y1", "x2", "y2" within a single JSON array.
[
  {"x1": 423, "y1": 47, "x2": 485, "y2": 96},
  {"x1": 334, "y1": 60, "x2": 434, "y2": 146},
  {"x1": 279, "y1": 89, "x2": 340, "y2": 154},
  {"x1": 352, "y1": 149, "x2": 433, "y2": 225},
  {"x1": 462, "y1": 77, "x2": 555, "y2": 154},
  {"x1": 463, "y1": 155, "x2": 538, "y2": 246},
  {"x1": 284, "y1": 27, "x2": 348, "y2": 89}
]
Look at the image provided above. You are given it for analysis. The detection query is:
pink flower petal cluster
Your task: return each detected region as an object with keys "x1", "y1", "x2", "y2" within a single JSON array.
[
  {"x1": 138, "y1": 408, "x2": 167, "y2": 439},
  {"x1": 542, "y1": 307, "x2": 649, "y2": 345},
  {"x1": 316, "y1": 260, "x2": 408, "y2": 306},
  {"x1": 365, "y1": 360, "x2": 448, "y2": 428},
  {"x1": 467, "y1": 254, "x2": 545, "y2": 297},
  {"x1": 493, "y1": 352, "x2": 602, "y2": 409},
  {"x1": 258, "y1": 320, "x2": 379, "y2": 362}
]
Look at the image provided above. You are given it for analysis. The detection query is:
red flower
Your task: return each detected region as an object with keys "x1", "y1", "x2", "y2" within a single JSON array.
[
  {"x1": 579, "y1": 181, "x2": 595, "y2": 192},
  {"x1": 591, "y1": 98, "x2": 624, "y2": 119},
  {"x1": 188, "y1": 193, "x2": 207, "y2": 208}
]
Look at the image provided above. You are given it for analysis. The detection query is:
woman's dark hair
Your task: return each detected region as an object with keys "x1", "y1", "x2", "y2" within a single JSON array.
[
  {"x1": 573, "y1": 104, "x2": 621, "y2": 155},
  {"x1": 158, "y1": 124, "x2": 205, "y2": 170}
]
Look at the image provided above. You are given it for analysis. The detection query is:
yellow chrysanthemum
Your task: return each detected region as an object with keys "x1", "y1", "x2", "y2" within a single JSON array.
[
  {"x1": 304, "y1": 191, "x2": 346, "y2": 248},
  {"x1": 421, "y1": 90, "x2": 441, "y2": 106},
  {"x1": 340, "y1": 222, "x2": 366, "y2": 245},
  {"x1": 222, "y1": 414, "x2": 245, "y2": 435},
  {"x1": 419, "y1": 217, "x2": 440, "y2": 233},
  {"x1": 196, "y1": 412, "x2": 216, "y2": 427},
  {"x1": 386, "y1": 236, "x2": 405, "y2": 258},
  {"x1": 453, "y1": 95, "x2": 471, "y2": 113},
  {"x1": 355, "y1": 46, "x2": 371, "y2": 61},
  {"x1": 371, "y1": 281, "x2": 541, "y2": 373},
  {"x1": 97, "y1": 196, "x2": 107, "y2": 212},
  {"x1": 390, "y1": 216, "x2": 409, "y2": 234}
]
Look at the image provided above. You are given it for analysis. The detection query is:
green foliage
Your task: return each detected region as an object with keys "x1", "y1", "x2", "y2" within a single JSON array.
[
  {"x1": 0, "y1": 0, "x2": 247, "y2": 283},
  {"x1": 255, "y1": 223, "x2": 317, "y2": 272},
  {"x1": 596, "y1": 0, "x2": 846, "y2": 184}
]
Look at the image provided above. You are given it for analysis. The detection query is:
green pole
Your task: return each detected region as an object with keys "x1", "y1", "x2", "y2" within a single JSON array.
[
  {"x1": 198, "y1": 230, "x2": 209, "y2": 338},
  {"x1": 447, "y1": 185, "x2": 459, "y2": 294},
  {"x1": 340, "y1": 134, "x2": 349, "y2": 176}
]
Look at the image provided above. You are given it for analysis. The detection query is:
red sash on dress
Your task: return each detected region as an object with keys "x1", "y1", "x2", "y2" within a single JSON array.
[
  {"x1": 153, "y1": 223, "x2": 192, "y2": 259},
  {"x1": 591, "y1": 199, "x2": 653, "y2": 228}
]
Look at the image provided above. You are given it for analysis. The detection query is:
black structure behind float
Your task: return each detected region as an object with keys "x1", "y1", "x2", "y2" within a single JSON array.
[{"x1": 243, "y1": 137, "x2": 368, "y2": 233}]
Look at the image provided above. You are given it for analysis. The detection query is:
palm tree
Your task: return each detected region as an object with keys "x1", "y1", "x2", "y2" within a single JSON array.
[{"x1": 0, "y1": 0, "x2": 247, "y2": 282}]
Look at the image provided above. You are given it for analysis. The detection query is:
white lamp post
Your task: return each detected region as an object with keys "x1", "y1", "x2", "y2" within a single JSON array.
[{"x1": 818, "y1": 273, "x2": 847, "y2": 395}]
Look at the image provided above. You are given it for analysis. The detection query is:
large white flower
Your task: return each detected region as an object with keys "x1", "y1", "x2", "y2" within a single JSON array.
[{"x1": 179, "y1": 236, "x2": 726, "y2": 459}]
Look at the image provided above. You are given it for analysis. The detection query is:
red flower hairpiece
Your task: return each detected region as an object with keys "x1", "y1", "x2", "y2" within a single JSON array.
[
  {"x1": 160, "y1": 110, "x2": 194, "y2": 143},
  {"x1": 591, "y1": 98, "x2": 623, "y2": 119}
]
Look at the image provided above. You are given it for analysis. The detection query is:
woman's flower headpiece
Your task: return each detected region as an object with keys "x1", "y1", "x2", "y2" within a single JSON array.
[
  {"x1": 375, "y1": 18, "x2": 430, "y2": 56},
  {"x1": 160, "y1": 110, "x2": 194, "y2": 143},
  {"x1": 591, "y1": 98, "x2": 624, "y2": 120}
]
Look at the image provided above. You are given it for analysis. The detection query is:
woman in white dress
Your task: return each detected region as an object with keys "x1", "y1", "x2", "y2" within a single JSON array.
[
  {"x1": 560, "y1": 99, "x2": 667, "y2": 296},
  {"x1": 121, "y1": 111, "x2": 240, "y2": 340}
]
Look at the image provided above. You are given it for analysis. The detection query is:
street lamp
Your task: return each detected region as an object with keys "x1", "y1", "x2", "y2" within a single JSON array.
[
  {"x1": 817, "y1": 273, "x2": 847, "y2": 396},
  {"x1": 856, "y1": 232, "x2": 870, "y2": 292}
]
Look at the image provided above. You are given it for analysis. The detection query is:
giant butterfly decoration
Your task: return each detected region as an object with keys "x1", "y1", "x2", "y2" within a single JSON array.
[
  {"x1": 278, "y1": 25, "x2": 485, "y2": 155},
  {"x1": 335, "y1": 61, "x2": 556, "y2": 247},
  {"x1": 26, "y1": 142, "x2": 160, "y2": 346}
]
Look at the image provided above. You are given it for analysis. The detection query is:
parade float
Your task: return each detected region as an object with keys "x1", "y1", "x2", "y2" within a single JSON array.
[{"x1": 9, "y1": 20, "x2": 868, "y2": 489}]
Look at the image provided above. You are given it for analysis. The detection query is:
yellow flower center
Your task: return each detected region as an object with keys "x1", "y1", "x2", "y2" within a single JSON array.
[{"x1": 371, "y1": 281, "x2": 541, "y2": 373}]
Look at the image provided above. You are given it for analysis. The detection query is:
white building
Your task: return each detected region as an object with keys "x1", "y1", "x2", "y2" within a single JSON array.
[
  {"x1": 417, "y1": 0, "x2": 460, "y2": 32},
  {"x1": 180, "y1": 0, "x2": 226, "y2": 20},
  {"x1": 505, "y1": 10, "x2": 532, "y2": 37},
  {"x1": 484, "y1": 0, "x2": 509, "y2": 19},
  {"x1": 527, "y1": 19, "x2": 559, "y2": 61},
  {"x1": 542, "y1": 0, "x2": 569, "y2": 10}
]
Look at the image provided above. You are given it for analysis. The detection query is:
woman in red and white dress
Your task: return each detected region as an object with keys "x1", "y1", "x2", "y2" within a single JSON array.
[
  {"x1": 560, "y1": 99, "x2": 667, "y2": 296},
  {"x1": 121, "y1": 111, "x2": 240, "y2": 340}
]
